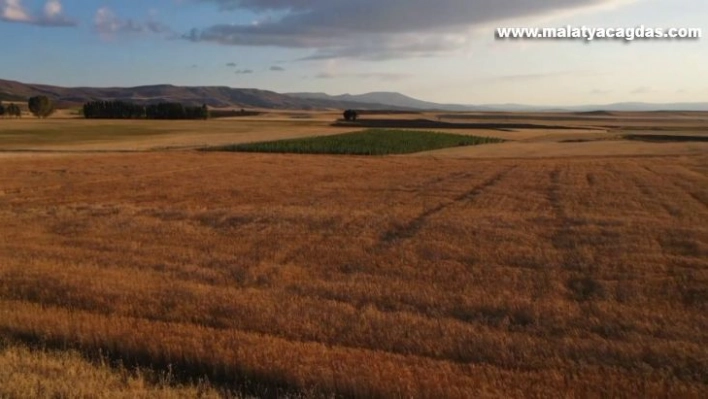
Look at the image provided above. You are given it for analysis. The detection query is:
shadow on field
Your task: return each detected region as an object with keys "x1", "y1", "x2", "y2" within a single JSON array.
[
  {"x1": 623, "y1": 134, "x2": 708, "y2": 142},
  {"x1": 2, "y1": 333, "x2": 306, "y2": 399},
  {"x1": 333, "y1": 118, "x2": 583, "y2": 130}
]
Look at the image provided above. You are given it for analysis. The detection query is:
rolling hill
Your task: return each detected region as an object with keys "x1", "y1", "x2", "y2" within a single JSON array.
[
  {"x1": 2, "y1": 78, "x2": 707, "y2": 112},
  {"x1": 0, "y1": 79, "x2": 400, "y2": 110}
]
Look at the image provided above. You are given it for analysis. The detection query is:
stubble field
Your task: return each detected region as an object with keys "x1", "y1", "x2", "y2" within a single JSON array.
[{"x1": 0, "y1": 111, "x2": 707, "y2": 397}]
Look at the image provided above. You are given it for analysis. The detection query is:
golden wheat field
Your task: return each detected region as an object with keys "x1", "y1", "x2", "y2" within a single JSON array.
[
  {"x1": 0, "y1": 112, "x2": 707, "y2": 397},
  {"x1": 0, "y1": 149, "x2": 706, "y2": 397}
]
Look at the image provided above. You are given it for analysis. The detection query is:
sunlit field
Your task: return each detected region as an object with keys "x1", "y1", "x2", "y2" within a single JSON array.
[
  {"x1": 1, "y1": 110, "x2": 707, "y2": 157},
  {"x1": 0, "y1": 340, "x2": 222, "y2": 398},
  {"x1": 1, "y1": 148, "x2": 706, "y2": 397},
  {"x1": 0, "y1": 111, "x2": 707, "y2": 397},
  {"x1": 2, "y1": 0, "x2": 707, "y2": 393}
]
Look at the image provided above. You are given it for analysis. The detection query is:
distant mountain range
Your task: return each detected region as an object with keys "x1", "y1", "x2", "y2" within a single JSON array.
[
  {"x1": 288, "y1": 91, "x2": 708, "y2": 112},
  {"x1": 287, "y1": 91, "x2": 486, "y2": 111},
  {"x1": 1, "y1": 78, "x2": 707, "y2": 112}
]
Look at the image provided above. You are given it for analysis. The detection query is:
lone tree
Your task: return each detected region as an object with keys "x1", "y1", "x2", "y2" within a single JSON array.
[
  {"x1": 343, "y1": 109, "x2": 358, "y2": 122},
  {"x1": 0, "y1": 101, "x2": 4, "y2": 118},
  {"x1": 28, "y1": 95, "x2": 55, "y2": 118}
]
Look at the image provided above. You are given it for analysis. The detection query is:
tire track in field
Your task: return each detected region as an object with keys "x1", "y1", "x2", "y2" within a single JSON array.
[
  {"x1": 276, "y1": 170, "x2": 483, "y2": 265},
  {"x1": 546, "y1": 166, "x2": 615, "y2": 304},
  {"x1": 611, "y1": 163, "x2": 686, "y2": 220},
  {"x1": 547, "y1": 165, "x2": 615, "y2": 279},
  {"x1": 378, "y1": 165, "x2": 518, "y2": 246},
  {"x1": 639, "y1": 164, "x2": 708, "y2": 212}
]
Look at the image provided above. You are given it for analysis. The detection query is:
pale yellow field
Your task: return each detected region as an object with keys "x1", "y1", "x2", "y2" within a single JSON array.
[
  {"x1": 0, "y1": 341, "x2": 222, "y2": 398},
  {"x1": 0, "y1": 110, "x2": 705, "y2": 156},
  {"x1": 415, "y1": 140, "x2": 708, "y2": 159}
]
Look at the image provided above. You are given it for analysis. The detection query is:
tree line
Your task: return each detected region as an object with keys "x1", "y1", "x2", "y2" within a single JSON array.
[
  {"x1": 83, "y1": 101, "x2": 209, "y2": 120},
  {"x1": 0, "y1": 101, "x2": 22, "y2": 118},
  {"x1": 1, "y1": 95, "x2": 56, "y2": 118},
  {"x1": 1, "y1": 96, "x2": 210, "y2": 120}
]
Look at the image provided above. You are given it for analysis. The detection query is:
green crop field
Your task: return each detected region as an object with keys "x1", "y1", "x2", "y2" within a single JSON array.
[{"x1": 209, "y1": 129, "x2": 505, "y2": 155}]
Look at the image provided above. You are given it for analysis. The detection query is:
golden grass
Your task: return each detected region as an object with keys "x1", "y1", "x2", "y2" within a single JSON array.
[
  {"x1": 0, "y1": 151, "x2": 706, "y2": 397},
  {"x1": 0, "y1": 117, "x2": 347, "y2": 151},
  {"x1": 0, "y1": 341, "x2": 221, "y2": 398}
]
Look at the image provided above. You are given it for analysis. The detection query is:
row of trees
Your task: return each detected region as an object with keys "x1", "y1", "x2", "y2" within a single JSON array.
[
  {"x1": 83, "y1": 101, "x2": 209, "y2": 120},
  {"x1": 0, "y1": 101, "x2": 22, "y2": 118},
  {"x1": 0, "y1": 96, "x2": 55, "y2": 118}
]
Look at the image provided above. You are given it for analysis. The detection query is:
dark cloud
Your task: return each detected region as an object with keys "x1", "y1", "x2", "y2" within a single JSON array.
[
  {"x1": 269, "y1": 65, "x2": 285, "y2": 71},
  {"x1": 235, "y1": 69, "x2": 254, "y2": 74},
  {"x1": 226, "y1": 62, "x2": 238, "y2": 67},
  {"x1": 186, "y1": 0, "x2": 627, "y2": 59}
]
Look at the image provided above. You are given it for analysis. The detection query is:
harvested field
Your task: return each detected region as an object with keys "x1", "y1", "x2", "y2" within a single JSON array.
[
  {"x1": 1, "y1": 111, "x2": 707, "y2": 158},
  {"x1": 412, "y1": 140, "x2": 708, "y2": 159},
  {"x1": 0, "y1": 151, "x2": 706, "y2": 397},
  {"x1": 0, "y1": 340, "x2": 222, "y2": 398}
]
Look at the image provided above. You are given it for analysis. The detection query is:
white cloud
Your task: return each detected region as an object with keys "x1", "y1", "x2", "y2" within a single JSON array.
[
  {"x1": 43, "y1": 0, "x2": 61, "y2": 18},
  {"x1": 631, "y1": 86, "x2": 653, "y2": 95},
  {"x1": 94, "y1": 6, "x2": 172, "y2": 38},
  {"x1": 1, "y1": 0, "x2": 30, "y2": 22},
  {"x1": 1, "y1": 0, "x2": 76, "y2": 27},
  {"x1": 315, "y1": 72, "x2": 411, "y2": 81},
  {"x1": 94, "y1": 7, "x2": 121, "y2": 34}
]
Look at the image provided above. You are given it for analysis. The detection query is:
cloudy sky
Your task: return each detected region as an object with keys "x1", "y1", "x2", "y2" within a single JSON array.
[{"x1": 1, "y1": 0, "x2": 706, "y2": 105}]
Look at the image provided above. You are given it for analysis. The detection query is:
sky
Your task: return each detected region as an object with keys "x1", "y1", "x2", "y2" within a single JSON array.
[{"x1": 0, "y1": 0, "x2": 706, "y2": 105}]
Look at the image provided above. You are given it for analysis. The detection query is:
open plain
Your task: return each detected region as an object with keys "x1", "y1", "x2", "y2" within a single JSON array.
[{"x1": 0, "y1": 111, "x2": 707, "y2": 397}]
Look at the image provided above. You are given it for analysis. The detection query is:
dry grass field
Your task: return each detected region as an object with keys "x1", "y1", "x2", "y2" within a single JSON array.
[
  {"x1": 1, "y1": 110, "x2": 707, "y2": 156},
  {"x1": 0, "y1": 111, "x2": 707, "y2": 397},
  {"x1": 0, "y1": 341, "x2": 221, "y2": 398}
]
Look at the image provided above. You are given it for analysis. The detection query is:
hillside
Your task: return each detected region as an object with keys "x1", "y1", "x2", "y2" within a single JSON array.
[
  {"x1": 3, "y1": 78, "x2": 708, "y2": 112},
  {"x1": 0, "y1": 79, "x2": 401, "y2": 110}
]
